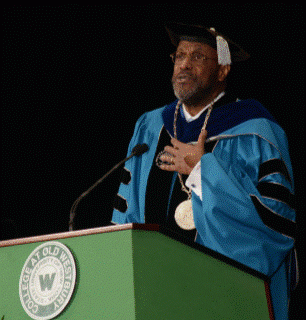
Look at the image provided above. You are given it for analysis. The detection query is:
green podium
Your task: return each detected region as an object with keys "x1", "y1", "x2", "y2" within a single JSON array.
[{"x1": 0, "y1": 224, "x2": 274, "y2": 319}]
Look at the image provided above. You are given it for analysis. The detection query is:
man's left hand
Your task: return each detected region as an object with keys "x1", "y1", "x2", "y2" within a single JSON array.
[{"x1": 159, "y1": 129, "x2": 207, "y2": 175}]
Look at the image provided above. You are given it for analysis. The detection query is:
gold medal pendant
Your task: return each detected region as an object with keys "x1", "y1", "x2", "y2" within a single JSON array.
[{"x1": 174, "y1": 199, "x2": 196, "y2": 230}]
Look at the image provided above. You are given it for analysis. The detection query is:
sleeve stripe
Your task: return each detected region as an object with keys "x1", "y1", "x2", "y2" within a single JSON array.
[
  {"x1": 258, "y1": 158, "x2": 291, "y2": 184},
  {"x1": 257, "y1": 181, "x2": 295, "y2": 210},
  {"x1": 113, "y1": 194, "x2": 128, "y2": 213},
  {"x1": 250, "y1": 195, "x2": 297, "y2": 239},
  {"x1": 120, "y1": 167, "x2": 131, "y2": 185}
]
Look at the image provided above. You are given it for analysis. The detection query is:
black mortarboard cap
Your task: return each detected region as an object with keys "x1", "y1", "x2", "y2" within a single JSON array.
[{"x1": 165, "y1": 22, "x2": 250, "y2": 62}]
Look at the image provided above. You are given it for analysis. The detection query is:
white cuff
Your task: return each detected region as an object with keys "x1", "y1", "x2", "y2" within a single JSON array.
[{"x1": 186, "y1": 161, "x2": 202, "y2": 201}]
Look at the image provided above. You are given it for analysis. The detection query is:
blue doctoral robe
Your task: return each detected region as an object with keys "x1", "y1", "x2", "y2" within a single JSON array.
[{"x1": 112, "y1": 95, "x2": 297, "y2": 320}]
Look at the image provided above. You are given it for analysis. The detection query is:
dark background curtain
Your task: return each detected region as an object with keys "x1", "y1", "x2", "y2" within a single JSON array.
[{"x1": 3, "y1": 5, "x2": 303, "y2": 318}]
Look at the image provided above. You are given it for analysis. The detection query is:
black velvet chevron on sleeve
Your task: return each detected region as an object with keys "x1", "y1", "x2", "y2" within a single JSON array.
[{"x1": 258, "y1": 158, "x2": 291, "y2": 185}]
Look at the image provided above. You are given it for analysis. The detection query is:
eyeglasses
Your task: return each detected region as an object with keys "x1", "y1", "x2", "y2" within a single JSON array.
[{"x1": 170, "y1": 52, "x2": 218, "y2": 65}]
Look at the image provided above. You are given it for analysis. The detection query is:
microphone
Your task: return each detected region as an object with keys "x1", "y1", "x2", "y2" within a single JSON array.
[
  {"x1": 131, "y1": 143, "x2": 149, "y2": 156},
  {"x1": 68, "y1": 143, "x2": 149, "y2": 231}
]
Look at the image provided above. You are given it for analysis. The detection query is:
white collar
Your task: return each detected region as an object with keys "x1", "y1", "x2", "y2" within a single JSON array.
[{"x1": 182, "y1": 91, "x2": 225, "y2": 123}]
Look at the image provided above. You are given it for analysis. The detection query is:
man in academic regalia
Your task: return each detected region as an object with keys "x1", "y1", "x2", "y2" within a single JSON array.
[{"x1": 112, "y1": 22, "x2": 298, "y2": 319}]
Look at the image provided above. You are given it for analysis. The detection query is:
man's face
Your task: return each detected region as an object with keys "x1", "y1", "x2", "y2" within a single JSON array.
[{"x1": 172, "y1": 41, "x2": 219, "y2": 104}]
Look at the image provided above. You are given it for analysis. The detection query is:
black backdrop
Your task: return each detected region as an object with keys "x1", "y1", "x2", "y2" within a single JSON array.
[{"x1": 2, "y1": 4, "x2": 304, "y2": 317}]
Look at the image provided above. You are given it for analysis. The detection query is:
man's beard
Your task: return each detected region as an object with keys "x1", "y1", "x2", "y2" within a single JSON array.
[{"x1": 172, "y1": 72, "x2": 213, "y2": 105}]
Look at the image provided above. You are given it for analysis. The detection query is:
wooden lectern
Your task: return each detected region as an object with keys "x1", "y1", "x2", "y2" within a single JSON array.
[{"x1": 0, "y1": 224, "x2": 274, "y2": 319}]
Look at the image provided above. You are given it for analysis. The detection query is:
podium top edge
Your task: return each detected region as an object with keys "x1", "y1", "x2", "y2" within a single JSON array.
[
  {"x1": 0, "y1": 223, "x2": 160, "y2": 248},
  {"x1": 0, "y1": 223, "x2": 269, "y2": 282}
]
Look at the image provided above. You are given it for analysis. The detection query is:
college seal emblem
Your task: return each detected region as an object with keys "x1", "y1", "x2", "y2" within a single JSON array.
[{"x1": 19, "y1": 241, "x2": 77, "y2": 320}]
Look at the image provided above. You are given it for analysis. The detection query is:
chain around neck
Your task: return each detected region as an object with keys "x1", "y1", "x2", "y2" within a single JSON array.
[{"x1": 173, "y1": 100, "x2": 214, "y2": 199}]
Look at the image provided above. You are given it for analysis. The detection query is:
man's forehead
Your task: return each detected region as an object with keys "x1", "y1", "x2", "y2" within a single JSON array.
[{"x1": 177, "y1": 41, "x2": 217, "y2": 54}]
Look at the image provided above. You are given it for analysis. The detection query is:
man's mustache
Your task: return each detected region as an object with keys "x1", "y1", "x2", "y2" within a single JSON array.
[{"x1": 173, "y1": 72, "x2": 197, "y2": 82}]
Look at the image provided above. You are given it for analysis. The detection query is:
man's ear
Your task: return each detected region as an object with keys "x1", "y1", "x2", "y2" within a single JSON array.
[{"x1": 218, "y1": 65, "x2": 231, "y2": 82}]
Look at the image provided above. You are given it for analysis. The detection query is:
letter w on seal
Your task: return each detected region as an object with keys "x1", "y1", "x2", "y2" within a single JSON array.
[{"x1": 39, "y1": 273, "x2": 56, "y2": 291}]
